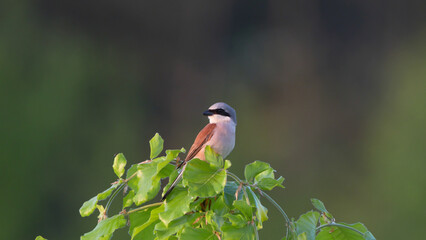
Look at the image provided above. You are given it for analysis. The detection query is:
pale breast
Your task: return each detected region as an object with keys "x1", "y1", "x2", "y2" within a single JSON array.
[{"x1": 202, "y1": 121, "x2": 236, "y2": 159}]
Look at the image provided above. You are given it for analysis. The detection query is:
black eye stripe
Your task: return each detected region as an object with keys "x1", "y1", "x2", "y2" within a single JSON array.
[{"x1": 209, "y1": 108, "x2": 230, "y2": 117}]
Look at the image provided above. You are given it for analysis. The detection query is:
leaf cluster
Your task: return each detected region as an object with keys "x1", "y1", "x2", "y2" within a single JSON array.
[
  {"x1": 286, "y1": 199, "x2": 375, "y2": 240},
  {"x1": 63, "y1": 133, "x2": 374, "y2": 240}
]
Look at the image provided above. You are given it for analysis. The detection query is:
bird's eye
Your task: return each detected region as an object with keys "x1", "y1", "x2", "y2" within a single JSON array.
[{"x1": 215, "y1": 108, "x2": 230, "y2": 117}]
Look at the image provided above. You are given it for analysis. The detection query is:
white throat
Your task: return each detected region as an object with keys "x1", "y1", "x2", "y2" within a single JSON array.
[
  {"x1": 205, "y1": 114, "x2": 236, "y2": 159},
  {"x1": 208, "y1": 115, "x2": 236, "y2": 125}
]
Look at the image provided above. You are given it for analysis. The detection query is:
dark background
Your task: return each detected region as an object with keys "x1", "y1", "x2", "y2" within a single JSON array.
[{"x1": 1, "y1": 0, "x2": 425, "y2": 239}]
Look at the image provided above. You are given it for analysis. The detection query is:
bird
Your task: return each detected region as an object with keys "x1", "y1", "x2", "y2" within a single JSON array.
[{"x1": 161, "y1": 102, "x2": 237, "y2": 201}]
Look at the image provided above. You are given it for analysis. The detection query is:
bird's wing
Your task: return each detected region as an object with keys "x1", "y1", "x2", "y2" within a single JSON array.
[
  {"x1": 162, "y1": 123, "x2": 217, "y2": 201},
  {"x1": 184, "y1": 123, "x2": 216, "y2": 162}
]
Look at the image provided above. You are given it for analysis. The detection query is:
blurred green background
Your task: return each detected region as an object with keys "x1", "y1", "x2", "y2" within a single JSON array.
[{"x1": 1, "y1": 0, "x2": 425, "y2": 239}]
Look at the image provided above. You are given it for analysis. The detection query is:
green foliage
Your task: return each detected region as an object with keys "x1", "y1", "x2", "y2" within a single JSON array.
[
  {"x1": 79, "y1": 196, "x2": 98, "y2": 217},
  {"x1": 182, "y1": 159, "x2": 227, "y2": 197},
  {"x1": 130, "y1": 204, "x2": 164, "y2": 239},
  {"x1": 113, "y1": 153, "x2": 127, "y2": 178},
  {"x1": 35, "y1": 236, "x2": 47, "y2": 240},
  {"x1": 180, "y1": 227, "x2": 218, "y2": 240},
  {"x1": 81, "y1": 215, "x2": 127, "y2": 240},
  {"x1": 295, "y1": 211, "x2": 320, "y2": 240},
  {"x1": 310, "y1": 198, "x2": 333, "y2": 220},
  {"x1": 149, "y1": 133, "x2": 164, "y2": 159},
  {"x1": 160, "y1": 187, "x2": 192, "y2": 226},
  {"x1": 73, "y1": 133, "x2": 375, "y2": 240}
]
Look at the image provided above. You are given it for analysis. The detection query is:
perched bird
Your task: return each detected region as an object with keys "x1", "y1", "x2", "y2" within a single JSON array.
[{"x1": 161, "y1": 102, "x2": 237, "y2": 200}]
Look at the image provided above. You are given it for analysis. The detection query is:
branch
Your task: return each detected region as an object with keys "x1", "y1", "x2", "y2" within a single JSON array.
[
  {"x1": 227, "y1": 171, "x2": 293, "y2": 238},
  {"x1": 105, "y1": 183, "x2": 126, "y2": 215},
  {"x1": 126, "y1": 202, "x2": 163, "y2": 215},
  {"x1": 226, "y1": 171, "x2": 244, "y2": 183},
  {"x1": 258, "y1": 190, "x2": 294, "y2": 238}
]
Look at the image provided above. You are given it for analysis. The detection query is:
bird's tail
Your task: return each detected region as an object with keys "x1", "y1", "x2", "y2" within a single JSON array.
[{"x1": 161, "y1": 166, "x2": 185, "y2": 201}]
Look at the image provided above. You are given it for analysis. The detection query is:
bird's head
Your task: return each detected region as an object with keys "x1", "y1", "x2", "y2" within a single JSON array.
[{"x1": 203, "y1": 102, "x2": 237, "y2": 125}]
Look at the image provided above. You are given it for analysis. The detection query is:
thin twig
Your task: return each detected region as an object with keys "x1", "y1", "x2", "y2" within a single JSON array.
[
  {"x1": 253, "y1": 222, "x2": 260, "y2": 240},
  {"x1": 105, "y1": 183, "x2": 126, "y2": 215},
  {"x1": 227, "y1": 171, "x2": 293, "y2": 239},
  {"x1": 125, "y1": 202, "x2": 163, "y2": 215},
  {"x1": 124, "y1": 172, "x2": 138, "y2": 182},
  {"x1": 258, "y1": 190, "x2": 293, "y2": 238},
  {"x1": 226, "y1": 171, "x2": 244, "y2": 183}
]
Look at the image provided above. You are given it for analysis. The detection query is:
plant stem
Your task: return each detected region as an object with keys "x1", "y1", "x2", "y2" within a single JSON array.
[
  {"x1": 227, "y1": 171, "x2": 293, "y2": 238},
  {"x1": 253, "y1": 222, "x2": 259, "y2": 240},
  {"x1": 227, "y1": 171, "x2": 251, "y2": 204},
  {"x1": 259, "y1": 190, "x2": 293, "y2": 238},
  {"x1": 242, "y1": 186, "x2": 251, "y2": 205},
  {"x1": 105, "y1": 183, "x2": 126, "y2": 215},
  {"x1": 226, "y1": 171, "x2": 244, "y2": 183},
  {"x1": 317, "y1": 222, "x2": 365, "y2": 236},
  {"x1": 126, "y1": 202, "x2": 163, "y2": 215},
  {"x1": 125, "y1": 172, "x2": 138, "y2": 182}
]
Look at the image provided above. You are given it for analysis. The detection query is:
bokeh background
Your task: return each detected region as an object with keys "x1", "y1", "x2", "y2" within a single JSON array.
[{"x1": 1, "y1": 0, "x2": 425, "y2": 239}]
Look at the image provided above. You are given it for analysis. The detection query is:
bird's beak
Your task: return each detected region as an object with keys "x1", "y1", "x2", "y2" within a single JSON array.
[{"x1": 203, "y1": 110, "x2": 213, "y2": 116}]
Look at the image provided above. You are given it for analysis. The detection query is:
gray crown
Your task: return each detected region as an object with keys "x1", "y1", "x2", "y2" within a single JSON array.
[{"x1": 208, "y1": 102, "x2": 237, "y2": 124}]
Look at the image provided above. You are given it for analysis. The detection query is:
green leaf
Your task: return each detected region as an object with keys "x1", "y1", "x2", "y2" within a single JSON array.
[
  {"x1": 149, "y1": 133, "x2": 164, "y2": 159},
  {"x1": 97, "y1": 183, "x2": 120, "y2": 201},
  {"x1": 205, "y1": 211, "x2": 219, "y2": 231},
  {"x1": 162, "y1": 168, "x2": 180, "y2": 195},
  {"x1": 224, "y1": 160, "x2": 232, "y2": 169},
  {"x1": 316, "y1": 222, "x2": 372, "y2": 240},
  {"x1": 180, "y1": 227, "x2": 217, "y2": 240},
  {"x1": 224, "y1": 213, "x2": 247, "y2": 227},
  {"x1": 183, "y1": 159, "x2": 227, "y2": 198},
  {"x1": 209, "y1": 195, "x2": 229, "y2": 229},
  {"x1": 131, "y1": 205, "x2": 165, "y2": 240},
  {"x1": 311, "y1": 198, "x2": 328, "y2": 213},
  {"x1": 364, "y1": 231, "x2": 376, "y2": 240},
  {"x1": 211, "y1": 195, "x2": 229, "y2": 216},
  {"x1": 233, "y1": 200, "x2": 253, "y2": 221},
  {"x1": 113, "y1": 153, "x2": 127, "y2": 178},
  {"x1": 257, "y1": 176, "x2": 284, "y2": 191},
  {"x1": 35, "y1": 236, "x2": 47, "y2": 240},
  {"x1": 157, "y1": 148, "x2": 185, "y2": 179},
  {"x1": 129, "y1": 167, "x2": 160, "y2": 205},
  {"x1": 127, "y1": 162, "x2": 161, "y2": 206},
  {"x1": 96, "y1": 205, "x2": 106, "y2": 221},
  {"x1": 79, "y1": 196, "x2": 98, "y2": 217},
  {"x1": 81, "y1": 214, "x2": 127, "y2": 240},
  {"x1": 295, "y1": 211, "x2": 320, "y2": 240},
  {"x1": 166, "y1": 148, "x2": 186, "y2": 160},
  {"x1": 160, "y1": 149, "x2": 185, "y2": 171},
  {"x1": 155, "y1": 214, "x2": 199, "y2": 240},
  {"x1": 297, "y1": 232, "x2": 307, "y2": 240},
  {"x1": 244, "y1": 161, "x2": 274, "y2": 183},
  {"x1": 311, "y1": 198, "x2": 333, "y2": 220},
  {"x1": 189, "y1": 197, "x2": 205, "y2": 210},
  {"x1": 204, "y1": 145, "x2": 223, "y2": 168},
  {"x1": 123, "y1": 190, "x2": 135, "y2": 208},
  {"x1": 255, "y1": 168, "x2": 275, "y2": 182},
  {"x1": 129, "y1": 206, "x2": 157, "y2": 240},
  {"x1": 223, "y1": 181, "x2": 242, "y2": 207},
  {"x1": 222, "y1": 223, "x2": 256, "y2": 240},
  {"x1": 80, "y1": 183, "x2": 122, "y2": 217},
  {"x1": 126, "y1": 149, "x2": 179, "y2": 205},
  {"x1": 157, "y1": 163, "x2": 175, "y2": 179},
  {"x1": 158, "y1": 149, "x2": 183, "y2": 179},
  {"x1": 246, "y1": 187, "x2": 268, "y2": 229},
  {"x1": 159, "y1": 187, "x2": 193, "y2": 226}
]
